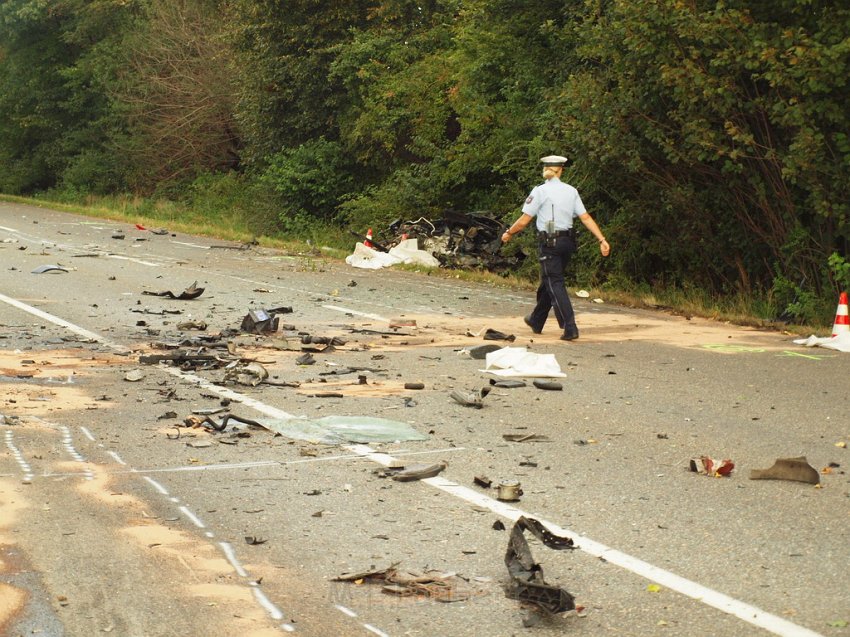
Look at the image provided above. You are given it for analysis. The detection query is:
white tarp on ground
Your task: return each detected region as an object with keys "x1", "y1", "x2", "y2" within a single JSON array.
[
  {"x1": 480, "y1": 346, "x2": 567, "y2": 378},
  {"x1": 793, "y1": 333, "x2": 850, "y2": 352},
  {"x1": 345, "y1": 239, "x2": 440, "y2": 270}
]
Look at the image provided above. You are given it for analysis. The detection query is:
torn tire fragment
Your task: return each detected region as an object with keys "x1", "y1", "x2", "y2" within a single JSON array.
[
  {"x1": 505, "y1": 517, "x2": 576, "y2": 616},
  {"x1": 142, "y1": 281, "x2": 205, "y2": 300}
]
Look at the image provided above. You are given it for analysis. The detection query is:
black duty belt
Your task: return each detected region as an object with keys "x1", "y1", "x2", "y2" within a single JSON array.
[{"x1": 538, "y1": 230, "x2": 572, "y2": 238}]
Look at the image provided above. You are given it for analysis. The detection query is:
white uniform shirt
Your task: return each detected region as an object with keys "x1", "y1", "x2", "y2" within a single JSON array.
[{"x1": 521, "y1": 177, "x2": 586, "y2": 232}]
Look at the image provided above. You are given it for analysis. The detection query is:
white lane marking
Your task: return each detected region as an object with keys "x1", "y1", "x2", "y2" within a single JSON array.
[
  {"x1": 106, "y1": 450, "x2": 126, "y2": 465},
  {"x1": 364, "y1": 624, "x2": 390, "y2": 637},
  {"x1": 322, "y1": 305, "x2": 389, "y2": 322},
  {"x1": 252, "y1": 587, "x2": 285, "y2": 620},
  {"x1": 104, "y1": 254, "x2": 160, "y2": 267},
  {"x1": 142, "y1": 476, "x2": 169, "y2": 495},
  {"x1": 0, "y1": 292, "x2": 121, "y2": 348},
  {"x1": 178, "y1": 506, "x2": 206, "y2": 529},
  {"x1": 58, "y1": 425, "x2": 94, "y2": 480},
  {"x1": 335, "y1": 605, "x2": 357, "y2": 618},
  {"x1": 3, "y1": 431, "x2": 34, "y2": 482},
  {"x1": 1, "y1": 286, "x2": 823, "y2": 637},
  {"x1": 219, "y1": 542, "x2": 248, "y2": 577},
  {"x1": 80, "y1": 427, "x2": 96, "y2": 441},
  {"x1": 170, "y1": 241, "x2": 210, "y2": 249}
]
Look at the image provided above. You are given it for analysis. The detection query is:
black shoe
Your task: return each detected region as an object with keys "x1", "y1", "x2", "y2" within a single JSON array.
[
  {"x1": 523, "y1": 314, "x2": 542, "y2": 334},
  {"x1": 561, "y1": 328, "x2": 579, "y2": 341}
]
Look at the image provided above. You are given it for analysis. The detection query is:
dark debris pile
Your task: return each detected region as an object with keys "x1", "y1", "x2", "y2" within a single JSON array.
[{"x1": 385, "y1": 210, "x2": 526, "y2": 271}]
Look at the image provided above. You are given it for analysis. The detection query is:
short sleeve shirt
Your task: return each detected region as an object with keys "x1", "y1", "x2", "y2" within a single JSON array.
[{"x1": 521, "y1": 177, "x2": 586, "y2": 232}]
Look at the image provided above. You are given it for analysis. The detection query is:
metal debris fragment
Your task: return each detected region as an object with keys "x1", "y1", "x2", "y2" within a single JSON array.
[
  {"x1": 505, "y1": 517, "x2": 576, "y2": 619},
  {"x1": 31, "y1": 264, "x2": 69, "y2": 274},
  {"x1": 390, "y1": 461, "x2": 448, "y2": 482}
]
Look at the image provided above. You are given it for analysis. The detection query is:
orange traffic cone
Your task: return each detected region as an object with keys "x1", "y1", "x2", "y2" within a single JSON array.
[
  {"x1": 832, "y1": 291, "x2": 849, "y2": 337},
  {"x1": 364, "y1": 228, "x2": 373, "y2": 248}
]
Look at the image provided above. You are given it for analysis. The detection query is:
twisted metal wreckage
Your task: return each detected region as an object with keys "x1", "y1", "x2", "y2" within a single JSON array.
[{"x1": 375, "y1": 210, "x2": 527, "y2": 271}]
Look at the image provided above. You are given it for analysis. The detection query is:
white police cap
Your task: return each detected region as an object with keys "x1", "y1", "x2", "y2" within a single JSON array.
[{"x1": 540, "y1": 155, "x2": 568, "y2": 166}]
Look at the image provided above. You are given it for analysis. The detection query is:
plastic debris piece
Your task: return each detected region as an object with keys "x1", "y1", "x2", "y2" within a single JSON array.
[
  {"x1": 575, "y1": 290, "x2": 590, "y2": 298},
  {"x1": 123, "y1": 369, "x2": 145, "y2": 382},
  {"x1": 481, "y1": 347, "x2": 566, "y2": 378},
  {"x1": 404, "y1": 382, "x2": 425, "y2": 390},
  {"x1": 689, "y1": 456, "x2": 735, "y2": 477},
  {"x1": 31, "y1": 264, "x2": 68, "y2": 274},
  {"x1": 749, "y1": 456, "x2": 820, "y2": 484}
]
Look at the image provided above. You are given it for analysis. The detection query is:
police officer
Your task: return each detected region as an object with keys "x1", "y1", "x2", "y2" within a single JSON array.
[{"x1": 501, "y1": 155, "x2": 610, "y2": 341}]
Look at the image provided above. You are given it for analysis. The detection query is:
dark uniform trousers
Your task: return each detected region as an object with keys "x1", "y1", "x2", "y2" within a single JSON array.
[{"x1": 527, "y1": 234, "x2": 577, "y2": 334}]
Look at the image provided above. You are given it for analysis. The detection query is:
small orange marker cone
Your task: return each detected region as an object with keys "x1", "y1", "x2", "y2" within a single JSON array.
[
  {"x1": 832, "y1": 291, "x2": 849, "y2": 337},
  {"x1": 364, "y1": 228, "x2": 373, "y2": 248}
]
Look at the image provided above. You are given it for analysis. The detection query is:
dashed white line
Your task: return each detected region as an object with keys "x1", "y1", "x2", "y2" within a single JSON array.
[
  {"x1": 80, "y1": 427, "x2": 96, "y2": 441},
  {"x1": 106, "y1": 450, "x2": 126, "y2": 465},
  {"x1": 142, "y1": 476, "x2": 169, "y2": 495},
  {"x1": 335, "y1": 605, "x2": 358, "y2": 618},
  {"x1": 252, "y1": 587, "x2": 285, "y2": 620},
  {"x1": 219, "y1": 541, "x2": 248, "y2": 577},
  {"x1": 178, "y1": 505, "x2": 206, "y2": 529},
  {"x1": 363, "y1": 624, "x2": 390, "y2": 637},
  {"x1": 322, "y1": 305, "x2": 389, "y2": 322}
]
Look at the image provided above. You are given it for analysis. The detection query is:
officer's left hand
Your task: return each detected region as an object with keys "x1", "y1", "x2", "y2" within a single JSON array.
[{"x1": 600, "y1": 239, "x2": 610, "y2": 257}]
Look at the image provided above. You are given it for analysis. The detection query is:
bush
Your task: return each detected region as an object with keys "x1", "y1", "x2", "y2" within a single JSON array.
[{"x1": 260, "y1": 139, "x2": 355, "y2": 227}]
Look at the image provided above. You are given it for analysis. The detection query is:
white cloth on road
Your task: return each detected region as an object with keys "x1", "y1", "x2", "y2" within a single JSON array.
[
  {"x1": 480, "y1": 346, "x2": 566, "y2": 378},
  {"x1": 794, "y1": 333, "x2": 850, "y2": 352},
  {"x1": 345, "y1": 239, "x2": 440, "y2": 270}
]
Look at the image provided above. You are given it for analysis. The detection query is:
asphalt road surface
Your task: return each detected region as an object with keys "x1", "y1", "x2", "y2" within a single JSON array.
[{"x1": 1, "y1": 203, "x2": 848, "y2": 637}]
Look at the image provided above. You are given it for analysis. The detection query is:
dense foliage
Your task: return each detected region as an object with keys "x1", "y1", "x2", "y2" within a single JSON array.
[{"x1": 1, "y1": 0, "x2": 848, "y2": 320}]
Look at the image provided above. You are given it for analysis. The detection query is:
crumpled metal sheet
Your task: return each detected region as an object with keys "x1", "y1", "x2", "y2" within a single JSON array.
[{"x1": 504, "y1": 516, "x2": 576, "y2": 615}]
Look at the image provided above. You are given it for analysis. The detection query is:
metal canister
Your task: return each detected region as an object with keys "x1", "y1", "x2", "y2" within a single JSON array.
[{"x1": 496, "y1": 479, "x2": 522, "y2": 502}]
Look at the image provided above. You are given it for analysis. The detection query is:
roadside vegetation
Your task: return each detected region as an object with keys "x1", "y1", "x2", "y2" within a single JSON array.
[{"x1": 1, "y1": 1, "x2": 848, "y2": 331}]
